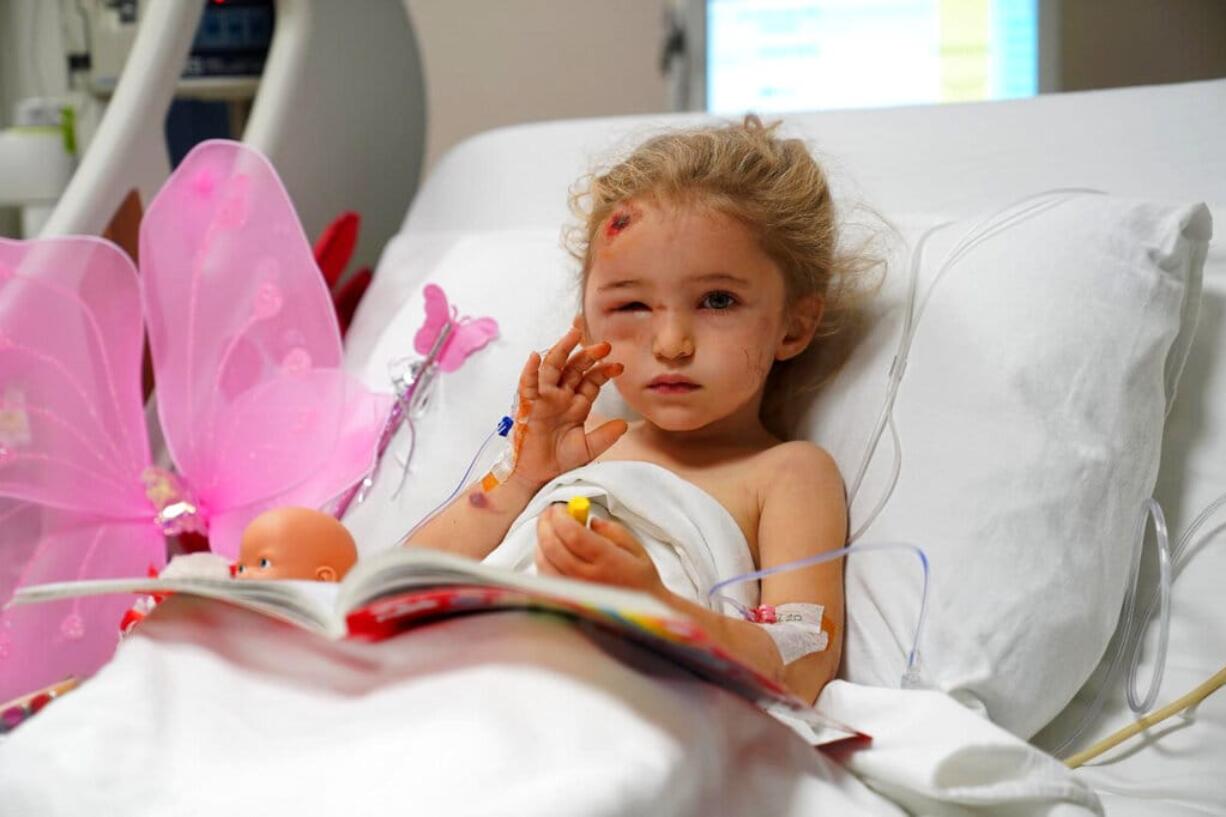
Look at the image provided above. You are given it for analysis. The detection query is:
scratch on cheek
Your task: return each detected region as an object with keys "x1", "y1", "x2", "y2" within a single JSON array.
[
  {"x1": 468, "y1": 490, "x2": 490, "y2": 510},
  {"x1": 742, "y1": 348, "x2": 761, "y2": 379}
]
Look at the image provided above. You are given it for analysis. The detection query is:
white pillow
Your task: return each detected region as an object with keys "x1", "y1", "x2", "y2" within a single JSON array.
[
  {"x1": 343, "y1": 195, "x2": 1211, "y2": 740},
  {"x1": 798, "y1": 195, "x2": 1210, "y2": 737}
]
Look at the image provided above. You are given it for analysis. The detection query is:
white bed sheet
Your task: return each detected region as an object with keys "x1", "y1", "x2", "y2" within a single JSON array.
[
  {"x1": 347, "y1": 78, "x2": 1226, "y2": 815},
  {"x1": 0, "y1": 597, "x2": 1101, "y2": 817}
]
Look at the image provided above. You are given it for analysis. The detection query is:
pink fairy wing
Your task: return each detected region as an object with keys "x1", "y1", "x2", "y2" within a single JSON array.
[
  {"x1": 140, "y1": 141, "x2": 343, "y2": 501},
  {"x1": 413, "y1": 283, "x2": 451, "y2": 357},
  {"x1": 139, "y1": 141, "x2": 390, "y2": 552},
  {"x1": 202, "y1": 369, "x2": 392, "y2": 558},
  {"x1": 205, "y1": 371, "x2": 393, "y2": 559},
  {"x1": 0, "y1": 237, "x2": 162, "y2": 700},
  {"x1": 0, "y1": 501, "x2": 161, "y2": 702},
  {"x1": 0, "y1": 238, "x2": 150, "y2": 516},
  {"x1": 436, "y1": 316, "x2": 499, "y2": 373}
]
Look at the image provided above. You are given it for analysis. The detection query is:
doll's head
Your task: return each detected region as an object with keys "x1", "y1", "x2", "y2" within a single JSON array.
[
  {"x1": 234, "y1": 506, "x2": 357, "y2": 582},
  {"x1": 569, "y1": 115, "x2": 880, "y2": 437}
]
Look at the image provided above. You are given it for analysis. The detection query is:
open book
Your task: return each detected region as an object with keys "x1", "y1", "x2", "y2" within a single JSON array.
[{"x1": 12, "y1": 547, "x2": 865, "y2": 747}]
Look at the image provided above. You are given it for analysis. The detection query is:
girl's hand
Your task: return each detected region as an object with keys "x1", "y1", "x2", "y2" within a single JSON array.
[
  {"x1": 511, "y1": 324, "x2": 628, "y2": 489},
  {"x1": 535, "y1": 505, "x2": 665, "y2": 597}
]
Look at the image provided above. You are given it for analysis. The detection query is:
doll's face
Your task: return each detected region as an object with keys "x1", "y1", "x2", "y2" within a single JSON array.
[
  {"x1": 582, "y1": 199, "x2": 815, "y2": 434},
  {"x1": 234, "y1": 507, "x2": 358, "y2": 582}
]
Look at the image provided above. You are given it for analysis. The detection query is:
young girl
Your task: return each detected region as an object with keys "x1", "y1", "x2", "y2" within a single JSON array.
[{"x1": 408, "y1": 116, "x2": 872, "y2": 705}]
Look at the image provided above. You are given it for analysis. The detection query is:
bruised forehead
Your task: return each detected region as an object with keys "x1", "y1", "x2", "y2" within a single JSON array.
[{"x1": 586, "y1": 199, "x2": 783, "y2": 294}]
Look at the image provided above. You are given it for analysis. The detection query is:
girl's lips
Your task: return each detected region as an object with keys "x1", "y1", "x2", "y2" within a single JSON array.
[{"x1": 647, "y1": 376, "x2": 699, "y2": 394}]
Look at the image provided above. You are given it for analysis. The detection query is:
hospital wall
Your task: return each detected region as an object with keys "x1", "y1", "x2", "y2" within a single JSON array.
[
  {"x1": 407, "y1": 0, "x2": 1226, "y2": 171},
  {"x1": 1059, "y1": 0, "x2": 1226, "y2": 92},
  {"x1": 1, "y1": 0, "x2": 1225, "y2": 186},
  {"x1": 403, "y1": 0, "x2": 671, "y2": 171}
]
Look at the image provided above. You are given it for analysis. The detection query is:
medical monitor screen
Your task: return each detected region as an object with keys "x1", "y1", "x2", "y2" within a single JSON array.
[{"x1": 706, "y1": 0, "x2": 1039, "y2": 114}]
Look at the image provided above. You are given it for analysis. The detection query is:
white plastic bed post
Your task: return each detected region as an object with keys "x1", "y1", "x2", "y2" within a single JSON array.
[
  {"x1": 38, "y1": 0, "x2": 203, "y2": 238},
  {"x1": 243, "y1": 0, "x2": 427, "y2": 274}
]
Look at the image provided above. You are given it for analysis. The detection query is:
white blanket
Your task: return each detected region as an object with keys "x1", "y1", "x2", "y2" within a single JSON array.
[
  {"x1": 0, "y1": 462, "x2": 1102, "y2": 815},
  {"x1": 0, "y1": 600, "x2": 1099, "y2": 816},
  {"x1": 485, "y1": 461, "x2": 758, "y2": 612}
]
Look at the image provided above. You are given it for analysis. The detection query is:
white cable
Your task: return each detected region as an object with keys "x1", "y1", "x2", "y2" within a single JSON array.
[
  {"x1": 1052, "y1": 492, "x2": 1226, "y2": 759},
  {"x1": 1127, "y1": 490, "x2": 1226, "y2": 711},
  {"x1": 706, "y1": 539, "x2": 931, "y2": 686},
  {"x1": 1128, "y1": 503, "x2": 1171, "y2": 714},
  {"x1": 396, "y1": 426, "x2": 502, "y2": 545},
  {"x1": 1051, "y1": 499, "x2": 1168, "y2": 757}
]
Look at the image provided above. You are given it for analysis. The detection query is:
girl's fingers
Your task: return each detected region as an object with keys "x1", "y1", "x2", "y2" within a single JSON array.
[
  {"x1": 576, "y1": 362, "x2": 624, "y2": 403},
  {"x1": 539, "y1": 327, "x2": 582, "y2": 391},
  {"x1": 560, "y1": 342, "x2": 612, "y2": 391},
  {"x1": 550, "y1": 508, "x2": 605, "y2": 563},
  {"x1": 590, "y1": 516, "x2": 640, "y2": 554},
  {"x1": 534, "y1": 515, "x2": 565, "y2": 575},
  {"x1": 537, "y1": 512, "x2": 591, "y2": 577},
  {"x1": 535, "y1": 538, "x2": 563, "y2": 577},
  {"x1": 585, "y1": 419, "x2": 629, "y2": 461},
  {"x1": 518, "y1": 351, "x2": 542, "y2": 401}
]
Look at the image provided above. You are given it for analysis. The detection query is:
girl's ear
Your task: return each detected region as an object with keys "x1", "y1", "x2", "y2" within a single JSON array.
[{"x1": 776, "y1": 295, "x2": 824, "y2": 361}]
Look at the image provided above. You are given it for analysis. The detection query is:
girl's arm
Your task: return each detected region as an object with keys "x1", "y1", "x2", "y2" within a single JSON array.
[
  {"x1": 534, "y1": 441, "x2": 845, "y2": 704},
  {"x1": 745, "y1": 441, "x2": 846, "y2": 703},
  {"x1": 406, "y1": 325, "x2": 627, "y2": 560},
  {"x1": 403, "y1": 474, "x2": 547, "y2": 560}
]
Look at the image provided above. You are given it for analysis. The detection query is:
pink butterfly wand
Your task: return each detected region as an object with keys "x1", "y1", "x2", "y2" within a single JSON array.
[{"x1": 334, "y1": 284, "x2": 498, "y2": 517}]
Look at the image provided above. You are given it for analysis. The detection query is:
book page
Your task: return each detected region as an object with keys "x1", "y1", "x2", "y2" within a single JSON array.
[
  {"x1": 339, "y1": 548, "x2": 678, "y2": 619},
  {"x1": 12, "y1": 577, "x2": 346, "y2": 638}
]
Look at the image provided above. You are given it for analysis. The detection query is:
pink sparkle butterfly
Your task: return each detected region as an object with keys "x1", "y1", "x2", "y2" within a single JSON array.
[
  {"x1": 413, "y1": 284, "x2": 498, "y2": 373},
  {"x1": 0, "y1": 141, "x2": 393, "y2": 702}
]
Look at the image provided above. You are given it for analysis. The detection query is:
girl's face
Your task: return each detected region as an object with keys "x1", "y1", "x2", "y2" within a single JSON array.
[{"x1": 583, "y1": 199, "x2": 812, "y2": 434}]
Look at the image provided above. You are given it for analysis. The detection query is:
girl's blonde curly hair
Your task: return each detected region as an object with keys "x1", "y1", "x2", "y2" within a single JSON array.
[{"x1": 566, "y1": 115, "x2": 884, "y2": 438}]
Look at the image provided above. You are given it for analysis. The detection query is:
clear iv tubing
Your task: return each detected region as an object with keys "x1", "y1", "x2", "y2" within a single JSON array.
[
  {"x1": 706, "y1": 540, "x2": 931, "y2": 686},
  {"x1": 1050, "y1": 499, "x2": 1172, "y2": 758},
  {"x1": 397, "y1": 426, "x2": 504, "y2": 544},
  {"x1": 846, "y1": 188, "x2": 1108, "y2": 538},
  {"x1": 1131, "y1": 491, "x2": 1226, "y2": 703}
]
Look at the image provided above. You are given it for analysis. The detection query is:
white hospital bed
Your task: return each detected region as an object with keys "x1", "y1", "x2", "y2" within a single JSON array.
[
  {"x1": 345, "y1": 77, "x2": 1226, "y2": 816},
  {"x1": 10, "y1": 2, "x2": 1225, "y2": 810},
  {"x1": 40, "y1": 0, "x2": 426, "y2": 274}
]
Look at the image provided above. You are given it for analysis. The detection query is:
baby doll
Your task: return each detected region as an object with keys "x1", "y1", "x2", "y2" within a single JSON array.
[
  {"x1": 235, "y1": 506, "x2": 358, "y2": 582},
  {"x1": 407, "y1": 116, "x2": 876, "y2": 704}
]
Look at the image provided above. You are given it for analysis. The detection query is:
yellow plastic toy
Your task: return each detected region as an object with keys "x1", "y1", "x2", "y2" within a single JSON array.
[{"x1": 566, "y1": 496, "x2": 591, "y2": 526}]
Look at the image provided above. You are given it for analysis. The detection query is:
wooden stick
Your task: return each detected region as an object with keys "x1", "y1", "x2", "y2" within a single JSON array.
[{"x1": 1065, "y1": 663, "x2": 1226, "y2": 768}]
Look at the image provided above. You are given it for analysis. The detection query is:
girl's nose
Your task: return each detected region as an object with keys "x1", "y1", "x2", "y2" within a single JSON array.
[{"x1": 652, "y1": 315, "x2": 695, "y2": 361}]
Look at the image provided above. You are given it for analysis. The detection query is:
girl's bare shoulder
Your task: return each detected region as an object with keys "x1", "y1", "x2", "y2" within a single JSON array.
[{"x1": 750, "y1": 440, "x2": 844, "y2": 502}]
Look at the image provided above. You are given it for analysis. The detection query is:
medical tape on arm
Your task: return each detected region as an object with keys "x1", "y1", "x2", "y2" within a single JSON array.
[{"x1": 750, "y1": 603, "x2": 830, "y2": 664}]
